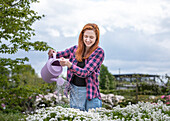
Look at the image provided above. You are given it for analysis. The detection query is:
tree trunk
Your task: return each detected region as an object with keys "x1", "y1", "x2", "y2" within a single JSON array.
[{"x1": 136, "y1": 82, "x2": 138, "y2": 102}]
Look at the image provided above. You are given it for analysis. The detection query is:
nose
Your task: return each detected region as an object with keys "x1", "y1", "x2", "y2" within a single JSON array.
[{"x1": 86, "y1": 38, "x2": 90, "y2": 42}]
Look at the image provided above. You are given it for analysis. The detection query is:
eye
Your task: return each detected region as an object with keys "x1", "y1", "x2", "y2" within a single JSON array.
[
  {"x1": 90, "y1": 36, "x2": 94, "y2": 39},
  {"x1": 84, "y1": 35, "x2": 88, "y2": 38}
]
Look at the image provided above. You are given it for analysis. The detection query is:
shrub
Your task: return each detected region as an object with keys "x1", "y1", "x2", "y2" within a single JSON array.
[{"x1": 0, "y1": 83, "x2": 57, "y2": 113}]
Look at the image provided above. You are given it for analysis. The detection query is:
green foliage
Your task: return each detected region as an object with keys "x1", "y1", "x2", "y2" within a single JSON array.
[
  {"x1": 0, "y1": 64, "x2": 57, "y2": 113},
  {"x1": 0, "y1": 0, "x2": 52, "y2": 91},
  {"x1": 99, "y1": 64, "x2": 107, "y2": 89},
  {"x1": 0, "y1": 57, "x2": 29, "y2": 89},
  {"x1": 99, "y1": 64, "x2": 116, "y2": 90},
  {"x1": 138, "y1": 82, "x2": 163, "y2": 95},
  {"x1": 0, "y1": 0, "x2": 55, "y2": 114},
  {"x1": 100, "y1": 89, "x2": 136, "y2": 96},
  {"x1": 106, "y1": 75, "x2": 109, "y2": 92},
  {"x1": 0, "y1": 0, "x2": 51, "y2": 54},
  {"x1": 0, "y1": 111, "x2": 25, "y2": 121}
]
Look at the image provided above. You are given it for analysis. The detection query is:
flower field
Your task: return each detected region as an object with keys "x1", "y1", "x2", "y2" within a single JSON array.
[{"x1": 23, "y1": 100, "x2": 170, "y2": 121}]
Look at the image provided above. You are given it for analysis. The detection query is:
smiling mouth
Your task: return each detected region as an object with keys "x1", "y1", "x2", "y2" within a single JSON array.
[{"x1": 85, "y1": 42, "x2": 91, "y2": 45}]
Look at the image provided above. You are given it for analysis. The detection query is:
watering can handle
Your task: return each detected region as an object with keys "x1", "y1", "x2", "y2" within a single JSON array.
[
  {"x1": 52, "y1": 53, "x2": 69, "y2": 61},
  {"x1": 53, "y1": 53, "x2": 56, "y2": 60}
]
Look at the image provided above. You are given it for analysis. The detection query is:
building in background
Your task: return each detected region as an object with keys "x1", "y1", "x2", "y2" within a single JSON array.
[{"x1": 113, "y1": 73, "x2": 160, "y2": 90}]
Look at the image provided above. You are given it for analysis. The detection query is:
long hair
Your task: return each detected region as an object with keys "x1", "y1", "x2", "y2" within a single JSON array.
[{"x1": 76, "y1": 23, "x2": 100, "y2": 62}]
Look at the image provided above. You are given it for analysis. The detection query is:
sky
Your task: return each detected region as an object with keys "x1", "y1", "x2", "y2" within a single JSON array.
[{"x1": 4, "y1": 0, "x2": 170, "y2": 78}]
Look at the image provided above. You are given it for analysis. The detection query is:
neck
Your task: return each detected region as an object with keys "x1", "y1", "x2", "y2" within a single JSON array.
[
  {"x1": 85, "y1": 47, "x2": 90, "y2": 52},
  {"x1": 84, "y1": 47, "x2": 90, "y2": 57}
]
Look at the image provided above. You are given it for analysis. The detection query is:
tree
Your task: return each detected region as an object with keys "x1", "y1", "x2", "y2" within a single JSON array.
[
  {"x1": 0, "y1": 0, "x2": 52, "y2": 87},
  {"x1": 99, "y1": 64, "x2": 116, "y2": 90},
  {"x1": 0, "y1": 1, "x2": 58, "y2": 113},
  {"x1": 0, "y1": 0, "x2": 51, "y2": 54},
  {"x1": 0, "y1": 64, "x2": 57, "y2": 113}
]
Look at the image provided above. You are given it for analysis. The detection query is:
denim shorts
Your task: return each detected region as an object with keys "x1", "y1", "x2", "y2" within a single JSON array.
[{"x1": 70, "y1": 83, "x2": 102, "y2": 111}]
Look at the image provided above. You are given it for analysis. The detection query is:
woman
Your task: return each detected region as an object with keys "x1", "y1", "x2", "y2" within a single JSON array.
[{"x1": 48, "y1": 23, "x2": 104, "y2": 111}]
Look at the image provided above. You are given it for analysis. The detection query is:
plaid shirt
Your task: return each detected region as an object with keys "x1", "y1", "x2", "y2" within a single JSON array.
[{"x1": 56, "y1": 45, "x2": 104, "y2": 100}]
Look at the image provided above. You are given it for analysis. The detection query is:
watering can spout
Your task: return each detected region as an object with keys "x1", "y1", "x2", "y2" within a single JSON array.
[{"x1": 50, "y1": 77, "x2": 65, "y2": 86}]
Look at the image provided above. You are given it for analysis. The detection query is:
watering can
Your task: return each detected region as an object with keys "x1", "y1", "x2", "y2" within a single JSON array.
[{"x1": 41, "y1": 53, "x2": 65, "y2": 86}]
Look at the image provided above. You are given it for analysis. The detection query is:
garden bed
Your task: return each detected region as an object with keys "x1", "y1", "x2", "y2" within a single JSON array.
[{"x1": 23, "y1": 100, "x2": 170, "y2": 121}]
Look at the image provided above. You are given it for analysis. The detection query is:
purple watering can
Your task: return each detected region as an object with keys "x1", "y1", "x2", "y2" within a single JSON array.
[{"x1": 41, "y1": 53, "x2": 65, "y2": 86}]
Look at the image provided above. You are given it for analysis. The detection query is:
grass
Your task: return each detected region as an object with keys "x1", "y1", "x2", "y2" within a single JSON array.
[{"x1": 0, "y1": 112, "x2": 25, "y2": 121}]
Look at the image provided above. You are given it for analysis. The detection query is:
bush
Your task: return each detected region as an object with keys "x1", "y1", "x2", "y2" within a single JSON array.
[
  {"x1": 0, "y1": 111, "x2": 25, "y2": 121},
  {"x1": 100, "y1": 89, "x2": 136, "y2": 96},
  {"x1": 0, "y1": 81, "x2": 57, "y2": 113}
]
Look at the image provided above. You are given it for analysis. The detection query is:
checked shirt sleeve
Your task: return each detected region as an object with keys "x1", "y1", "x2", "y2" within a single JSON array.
[
  {"x1": 69, "y1": 48, "x2": 104, "y2": 78},
  {"x1": 56, "y1": 45, "x2": 76, "y2": 58}
]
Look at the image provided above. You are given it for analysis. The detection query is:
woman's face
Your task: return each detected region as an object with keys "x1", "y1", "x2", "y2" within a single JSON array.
[{"x1": 83, "y1": 30, "x2": 96, "y2": 49}]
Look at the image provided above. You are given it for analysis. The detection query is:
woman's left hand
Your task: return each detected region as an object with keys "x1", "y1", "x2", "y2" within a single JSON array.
[{"x1": 60, "y1": 57, "x2": 72, "y2": 68}]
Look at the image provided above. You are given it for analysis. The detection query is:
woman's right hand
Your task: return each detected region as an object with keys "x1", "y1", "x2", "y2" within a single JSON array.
[{"x1": 48, "y1": 49, "x2": 56, "y2": 57}]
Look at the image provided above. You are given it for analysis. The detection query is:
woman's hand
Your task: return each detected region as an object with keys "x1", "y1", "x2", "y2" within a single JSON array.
[
  {"x1": 60, "y1": 57, "x2": 72, "y2": 68},
  {"x1": 48, "y1": 49, "x2": 56, "y2": 57}
]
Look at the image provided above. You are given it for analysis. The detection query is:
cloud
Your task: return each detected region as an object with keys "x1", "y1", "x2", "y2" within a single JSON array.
[
  {"x1": 156, "y1": 38, "x2": 170, "y2": 50},
  {"x1": 26, "y1": 0, "x2": 170, "y2": 77},
  {"x1": 46, "y1": 28, "x2": 60, "y2": 37},
  {"x1": 32, "y1": 0, "x2": 170, "y2": 37},
  {"x1": 104, "y1": 59, "x2": 170, "y2": 75},
  {"x1": 100, "y1": 28, "x2": 170, "y2": 75}
]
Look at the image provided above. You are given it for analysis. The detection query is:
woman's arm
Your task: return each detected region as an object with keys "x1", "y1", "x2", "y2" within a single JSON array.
[
  {"x1": 48, "y1": 45, "x2": 77, "y2": 59},
  {"x1": 61, "y1": 47, "x2": 104, "y2": 78}
]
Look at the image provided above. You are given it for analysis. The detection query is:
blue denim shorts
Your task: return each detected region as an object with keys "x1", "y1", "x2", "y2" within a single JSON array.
[{"x1": 70, "y1": 83, "x2": 102, "y2": 111}]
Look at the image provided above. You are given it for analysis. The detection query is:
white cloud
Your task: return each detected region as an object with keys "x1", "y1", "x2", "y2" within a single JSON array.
[
  {"x1": 27, "y1": 0, "x2": 170, "y2": 77},
  {"x1": 32, "y1": 0, "x2": 170, "y2": 36},
  {"x1": 47, "y1": 28, "x2": 60, "y2": 37},
  {"x1": 157, "y1": 39, "x2": 170, "y2": 50},
  {"x1": 104, "y1": 59, "x2": 170, "y2": 75}
]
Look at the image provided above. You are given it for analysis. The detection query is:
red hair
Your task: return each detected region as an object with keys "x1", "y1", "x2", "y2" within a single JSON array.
[{"x1": 76, "y1": 23, "x2": 100, "y2": 62}]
